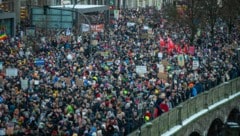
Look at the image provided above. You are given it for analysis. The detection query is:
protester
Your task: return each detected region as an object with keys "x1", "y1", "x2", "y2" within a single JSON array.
[{"x1": 0, "y1": 7, "x2": 239, "y2": 136}]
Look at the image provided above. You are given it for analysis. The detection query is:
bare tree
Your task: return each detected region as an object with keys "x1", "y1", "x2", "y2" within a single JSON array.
[
  {"x1": 201, "y1": 0, "x2": 220, "y2": 45},
  {"x1": 220, "y1": 0, "x2": 240, "y2": 35},
  {"x1": 164, "y1": 0, "x2": 205, "y2": 45}
]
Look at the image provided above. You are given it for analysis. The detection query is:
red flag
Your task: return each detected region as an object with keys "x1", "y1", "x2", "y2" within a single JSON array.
[
  {"x1": 167, "y1": 37, "x2": 175, "y2": 49},
  {"x1": 183, "y1": 44, "x2": 189, "y2": 54},
  {"x1": 175, "y1": 44, "x2": 182, "y2": 54},
  {"x1": 159, "y1": 36, "x2": 165, "y2": 47},
  {"x1": 167, "y1": 37, "x2": 175, "y2": 54}
]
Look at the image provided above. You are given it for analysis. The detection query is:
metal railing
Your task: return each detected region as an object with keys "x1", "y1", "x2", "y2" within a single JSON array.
[{"x1": 128, "y1": 77, "x2": 240, "y2": 136}]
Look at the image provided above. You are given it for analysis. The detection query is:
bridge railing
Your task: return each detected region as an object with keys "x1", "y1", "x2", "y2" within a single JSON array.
[{"x1": 128, "y1": 77, "x2": 240, "y2": 136}]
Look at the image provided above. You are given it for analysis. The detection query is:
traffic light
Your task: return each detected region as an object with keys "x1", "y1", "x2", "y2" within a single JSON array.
[{"x1": 20, "y1": 7, "x2": 28, "y2": 20}]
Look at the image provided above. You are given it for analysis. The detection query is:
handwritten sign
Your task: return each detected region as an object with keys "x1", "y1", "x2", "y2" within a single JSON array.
[
  {"x1": 6, "y1": 68, "x2": 18, "y2": 77},
  {"x1": 136, "y1": 66, "x2": 147, "y2": 76}
]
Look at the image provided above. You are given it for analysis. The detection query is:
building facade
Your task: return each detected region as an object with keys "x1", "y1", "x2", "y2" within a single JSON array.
[{"x1": 0, "y1": 0, "x2": 18, "y2": 36}]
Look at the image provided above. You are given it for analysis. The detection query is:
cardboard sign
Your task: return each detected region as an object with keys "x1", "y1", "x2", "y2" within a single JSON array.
[
  {"x1": 159, "y1": 64, "x2": 165, "y2": 73},
  {"x1": 91, "y1": 24, "x2": 104, "y2": 32},
  {"x1": 127, "y1": 22, "x2": 136, "y2": 27},
  {"x1": 81, "y1": 23, "x2": 90, "y2": 32},
  {"x1": 0, "y1": 76, "x2": 3, "y2": 87},
  {"x1": 140, "y1": 33, "x2": 148, "y2": 39},
  {"x1": 101, "y1": 52, "x2": 109, "y2": 59},
  {"x1": 63, "y1": 77, "x2": 71, "y2": 86},
  {"x1": 114, "y1": 10, "x2": 120, "y2": 20},
  {"x1": 6, "y1": 122, "x2": 14, "y2": 135},
  {"x1": 34, "y1": 59, "x2": 45, "y2": 66},
  {"x1": 91, "y1": 40, "x2": 98, "y2": 46},
  {"x1": 158, "y1": 73, "x2": 168, "y2": 81}
]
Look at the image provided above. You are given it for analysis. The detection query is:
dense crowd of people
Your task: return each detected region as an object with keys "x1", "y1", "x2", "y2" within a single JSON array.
[{"x1": 0, "y1": 7, "x2": 239, "y2": 136}]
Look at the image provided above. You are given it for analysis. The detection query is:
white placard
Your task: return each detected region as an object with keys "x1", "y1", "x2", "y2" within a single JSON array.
[
  {"x1": 81, "y1": 23, "x2": 90, "y2": 32},
  {"x1": 21, "y1": 79, "x2": 28, "y2": 90},
  {"x1": 158, "y1": 52, "x2": 163, "y2": 58},
  {"x1": 192, "y1": 59, "x2": 199, "y2": 70},
  {"x1": 34, "y1": 80, "x2": 39, "y2": 85},
  {"x1": 127, "y1": 22, "x2": 136, "y2": 27},
  {"x1": 143, "y1": 25, "x2": 149, "y2": 30},
  {"x1": 6, "y1": 68, "x2": 18, "y2": 77},
  {"x1": 136, "y1": 66, "x2": 147, "y2": 76}
]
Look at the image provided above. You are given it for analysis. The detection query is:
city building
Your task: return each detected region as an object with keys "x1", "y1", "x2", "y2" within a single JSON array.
[{"x1": 0, "y1": 0, "x2": 19, "y2": 36}]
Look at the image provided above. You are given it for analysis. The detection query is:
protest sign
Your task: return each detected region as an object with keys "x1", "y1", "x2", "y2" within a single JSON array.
[
  {"x1": 34, "y1": 59, "x2": 45, "y2": 66},
  {"x1": 159, "y1": 64, "x2": 165, "y2": 73},
  {"x1": 177, "y1": 54, "x2": 185, "y2": 67},
  {"x1": 157, "y1": 72, "x2": 168, "y2": 80},
  {"x1": 136, "y1": 66, "x2": 147, "y2": 76},
  {"x1": 75, "y1": 78, "x2": 83, "y2": 87},
  {"x1": 6, "y1": 68, "x2": 18, "y2": 77},
  {"x1": 21, "y1": 79, "x2": 28, "y2": 90},
  {"x1": 91, "y1": 40, "x2": 98, "y2": 46},
  {"x1": 192, "y1": 59, "x2": 199, "y2": 70},
  {"x1": 91, "y1": 24, "x2": 104, "y2": 32},
  {"x1": 161, "y1": 59, "x2": 169, "y2": 67}
]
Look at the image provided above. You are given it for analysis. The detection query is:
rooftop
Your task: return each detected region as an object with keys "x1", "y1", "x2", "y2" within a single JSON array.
[{"x1": 50, "y1": 4, "x2": 109, "y2": 13}]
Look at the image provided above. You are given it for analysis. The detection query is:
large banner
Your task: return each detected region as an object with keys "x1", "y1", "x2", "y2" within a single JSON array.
[
  {"x1": 81, "y1": 24, "x2": 104, "y2": 32},
  {"x1": 192, "y1": 58, "x2": 199, "y2": 70},
  {"x1": 81, "y1": 24, "x2": 90, "y2": 32},
  {"x1": 127, "y1": 22, "x2": 136, "y2": 27},
  {"x1": 91, "y1": 24, "x2": 104, "y2": 32},
  {"x1": 21, "y1": 78, "x2": 28, "y2": 90}
]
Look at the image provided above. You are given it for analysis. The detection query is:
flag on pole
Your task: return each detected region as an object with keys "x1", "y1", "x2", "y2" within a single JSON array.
[
  {"x1": 167, "y1": 37, "x2": 175, "y2": 54},
  {"x1": 0, "y1": 33, "x2": 7, "y2": 41},
  {"x1": 159, "y1": 36, "x2": 165, "y2": 47}
]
